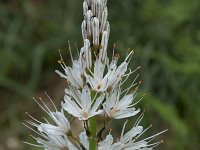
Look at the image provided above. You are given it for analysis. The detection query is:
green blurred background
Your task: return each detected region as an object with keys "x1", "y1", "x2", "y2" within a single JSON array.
[{"x1": 0, "y1": 0, "x2": 200, "y2": 149}]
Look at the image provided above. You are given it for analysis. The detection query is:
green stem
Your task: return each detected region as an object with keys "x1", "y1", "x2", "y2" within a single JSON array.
[
  {"x1": 89, "y1": 90, "x2": 97, "y2": 150},
  {"x1": 89, "y1": 116, "x2": 97, "y2": 150}
]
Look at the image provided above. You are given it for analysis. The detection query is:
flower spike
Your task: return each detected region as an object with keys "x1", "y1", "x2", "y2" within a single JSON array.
[{"x1": 24, "y1": 0, "x2": 167, "y2": 149}]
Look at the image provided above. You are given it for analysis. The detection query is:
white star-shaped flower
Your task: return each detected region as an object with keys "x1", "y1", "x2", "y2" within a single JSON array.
[
  {"x1": 55, "y1": 39, "x2": 92, "y2": 89},
  {"x1": 86, "y1": 50, "x2": 134, "y2": 93},
  {"x1": 62, "y1": 85, "x2": 105, "y2": 120},
  {"x1": 118, "y1": 118, "x2": 167, "y2": 150},
  {"x1": 98, "y1": 117, "x2": 167, "y2": 150},
  {"x1": 103, "y1": 87, "x2": 140, "y2": 119},
  {"x1": 36, "y1": 134, "x2": 68, "y2": 150},
  {"x1": 37, "y1": 111, "x2": 71, "y2": 136},
  {"x1": 98, "y1": 134, "x2": 124, "y2": 150},
  {"x1": 23, "y1": 96, "x2": 72, "y2": 150}
]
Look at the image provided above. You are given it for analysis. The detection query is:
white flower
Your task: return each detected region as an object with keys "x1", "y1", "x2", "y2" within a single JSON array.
[
  {"x1": 23, "y1": 96, "x2": 73, "y2": 150},
  {"x1": 98, "y1": 134, "x2": 124, "y2": 150},
  {"x1": 86, "y1": 52, "x2": 132, "y2": 92},
  {"x1": 98, "y1": 116, "x2": 167, "y2": 150},
  {"x1": 55, "y1": 39, "x2": 92, "y2": 89},
  {"x1": 23, "y1": 96, "x2": 91, "y2": 150},
  {"x1": 35, "y1": 128, "x2": 87, "y2": 150},
  {"x1": 37, "y1": 111, "x2": 71, "y2": 136},
  {"x1": 103, "y1": 87, "x2": 140, "y2": 119},
  {"x1": 118, "y1": 118, "x2": 168, "y2": 150},
  {"x1": 62, "y1": 85, "x2": 105, "y2": 120},
  {"x1": 55, "y1": 55, "x2": 84, "y2": 89},
  {"x1": 32, "y1": 96, "x2": 71, "y2": 134},
  {"x1": 36, "y1": 134, "x2": 69, "y2": 150}
]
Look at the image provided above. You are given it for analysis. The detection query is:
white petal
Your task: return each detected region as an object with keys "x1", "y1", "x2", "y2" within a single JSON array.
[
  {"x1": 62, "y1": 98, "x2": 82, "y2": 118},
  {"x1": 79, "y1": 132, "x2": 89, "y2": 149},
  {"x1": 38, "y1": 124, "x2": 64, "y2": 136},
  {"x1": 113, "y1": 108, "x2": 140, "y2": 119},
  {"x1": 94, "y1": 59, "x2": 105, "y2": 80},
  {"x1": 81, "y1": 86, "x2": 91, "y2": 111},
  {"x1": 120, "y1": 126, "x2": 143, "y2": 143},
  {"x1": 98, "y1": 134, "x2": 113, "y2": 150},
  {"x1": 90, "y1": 93, "x2": 105, "y2": 114},
  {"x1": 52, "y1": 112, "x2": 70, "y2": 131},
  {"x1": 68, "y1": 85, "x2": 81, "y2": 104},
  {"x1": 116, "y1": 94, "x2": 133, "y2": 110},
  {"x1": 124, "y1": 141, "x2": 147, "y2": 149}
]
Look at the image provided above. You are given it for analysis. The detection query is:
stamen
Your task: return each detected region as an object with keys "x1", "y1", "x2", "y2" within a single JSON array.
[
  {"x1": 25, "y1": 112, "x2": 42, "y2": 124},
  {"x1": 121, "y1": 119, "x2": 129, "y2": 139},
  {"x1": 146, "y1": 140, "x2": 164, "y2": 148},
  {"x1": 38, "y1": 97, "x2": 52, "y2": 114},
  {"x1": 134, "y1": 112, "x2": 144, "y2": 127},
  {"x1": 34, "y1": 97, "x2": 61, "y2": 127},
  {"x1": 112, "y1": 43, "x2": 116, "y2": 61},
  {"x1": 125, "y1": 50, "x2": 134, "y2": 62},
  {"x1": 23, "y1": 141, "x2": 44, "y2": 147},
  {"x1": 129, "y1": 94, "x2": 146, "y2": 107},
  {"x1": 45, "y1": 92, "x2": 58, "y2": 112},
  {"x1": 42, "y1": 117, "x2": 50, "y2": 124},
  {"x1": 58, "y1": 49, "x2": 67, "y2": 68},
  {"x1": 142, "y1": 129, "x2": 168, "y2": 141},
  {"x1": 131, "y1": 81, "x2": 142, "y2": 95},
  {"x1": 114, "y1": 53, "x2": 120, "y2": 61},
  {"x1": 122, "y1": 74, "x2": 140, "y2": 95},
  {"x1": 109, "y1": 128, "x2": 112, "y2": 134},
  {"x1": 124, "y1": 66, "x2": 141, "y2": 77},
  {"x1": 22, "y1": 122, "x2": 47, "y2": 139},
  {"x1": 68, "y1": 41, "x2": 74, "y2": 63},
  {"x1": 75, "y1": 42, "x2": 80, "y2": 56},
  {"x1": 134, "y1": 124, "x2": 153, "y2": 141}
]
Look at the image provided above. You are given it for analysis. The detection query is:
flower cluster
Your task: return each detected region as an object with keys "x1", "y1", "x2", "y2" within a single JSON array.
[{"x1": 24, "y1": 0, "x2": 167, "y2": 149}]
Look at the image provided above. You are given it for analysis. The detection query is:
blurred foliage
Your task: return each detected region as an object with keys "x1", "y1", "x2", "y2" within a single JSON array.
[{"x1": 0, "y1": 0, "x2": 200, "y2": 150}]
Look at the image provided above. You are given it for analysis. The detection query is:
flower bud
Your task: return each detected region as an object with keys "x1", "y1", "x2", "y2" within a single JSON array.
[{"x1": 92, "y1": 17, "x2": 100, "y2": 48}]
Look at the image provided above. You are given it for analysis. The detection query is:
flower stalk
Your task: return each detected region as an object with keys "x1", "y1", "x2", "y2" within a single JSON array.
[
  {"x1": 89, "y1": 116, "x2": 97, "y2": 150},
  {"x1": 89, "y1": 91, "x2": 98, "y2": 150}
]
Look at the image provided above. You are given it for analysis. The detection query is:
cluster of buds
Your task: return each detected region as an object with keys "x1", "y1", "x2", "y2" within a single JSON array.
[
  {"x1": 82, "y1": 0, "x2": 109, "y2": 51},
  {"x1": 24, "y1": 0, "x2": 167, "y2": 150}
]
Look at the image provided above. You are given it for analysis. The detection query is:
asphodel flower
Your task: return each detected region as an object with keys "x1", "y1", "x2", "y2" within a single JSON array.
[
  {"x1": 85, "y1": 50, "x2": 132, "y2": 92},
  {"x1": 62, "y1": 85, "x2": 105, "y2": 120},
  {"x1": 98, "y1": 115, "x2": 167, "y2": 150},
  {"x1": 103, "y1": 87, "x2": 141, "y2": 119},
  {"x1": 24, "y1": 0, "x2": 167, "y2": 149},
  {"x1": 55, "y1": 39, "x2": 92, "y2": 89}
]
